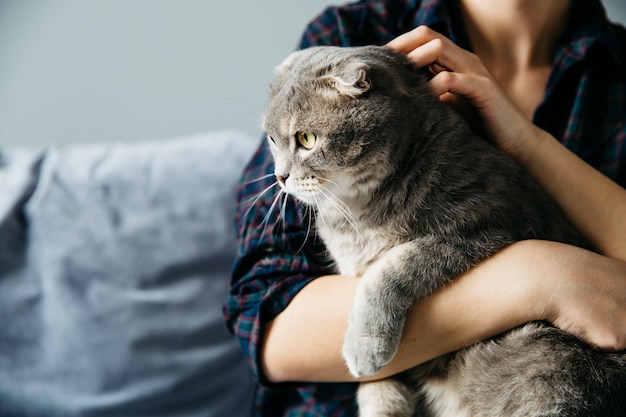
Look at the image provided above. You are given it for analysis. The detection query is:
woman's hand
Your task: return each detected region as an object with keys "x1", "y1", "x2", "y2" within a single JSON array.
[
  {"x1": 529, "y1": 240, "x2": 626, "y2": 351},
  {"x1": 387, "y1": 25, "x2": 536, "y2": 161}
]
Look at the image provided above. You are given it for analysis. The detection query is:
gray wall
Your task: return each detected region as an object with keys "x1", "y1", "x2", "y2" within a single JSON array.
[{"x1": 1, "y1": 1, "x2": 624, "y2": 146}]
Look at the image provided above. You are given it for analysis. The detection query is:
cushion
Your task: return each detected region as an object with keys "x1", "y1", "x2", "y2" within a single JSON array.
[{"x1": 0, "y1": 130, "x2": 258, "y2": 417}]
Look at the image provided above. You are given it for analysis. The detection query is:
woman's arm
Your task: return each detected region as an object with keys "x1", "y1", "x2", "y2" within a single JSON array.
[
  {"x1": 515, "y1": 126, "x2": 626, "y2": 260},
  {"x1": 262, "y1": 240, "x2": 626, "y2": 383}
]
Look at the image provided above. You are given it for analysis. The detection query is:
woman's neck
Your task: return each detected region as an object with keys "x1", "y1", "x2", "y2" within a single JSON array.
[
  {"x1": 459, "y1": 0, "x2": 571, "y2": 71},
  {"x1": 458, "y1": 0, "x2": 572, "y2": 119}
]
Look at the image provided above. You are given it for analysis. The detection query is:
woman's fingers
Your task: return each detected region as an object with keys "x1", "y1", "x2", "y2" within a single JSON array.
[
  {"x1": 389, "y1": 25, "x2": 533, "y2": 159},
  {"x1": 406, "y1": 38, "x2": 454, "y2": 72},
  {"x1": 388, "y1": 26, "x2": 483, "y2": 76},
  {"x1": 389, "y1": 26, "x2": 456, "y2": 70},
  {"x1": 430, "y1": 70, "x2": 532, "y2": 158},
  {"x1": 386, "y1": 25, "x2": 425, "y2": 53},
  {"x1": 430, "y1": 71, "x2": 491, "y2": 105},
  {"x1": 387, "y1": 25, "x2": 442, "y2": 54}
]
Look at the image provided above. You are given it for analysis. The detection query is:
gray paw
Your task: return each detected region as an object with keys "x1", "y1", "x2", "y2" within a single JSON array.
[{"x1": 342, "y1": 322, "x2": 398, "y2": 377}]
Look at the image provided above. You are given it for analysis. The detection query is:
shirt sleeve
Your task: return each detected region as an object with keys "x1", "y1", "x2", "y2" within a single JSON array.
[{"x1": 223, "y1": 138, "x2": 333, "y2": 385}]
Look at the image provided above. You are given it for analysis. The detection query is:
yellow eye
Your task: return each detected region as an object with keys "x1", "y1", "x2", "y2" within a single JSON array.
[{"x1": 295, "y1": 131, "x2": 317, "y2": 149}]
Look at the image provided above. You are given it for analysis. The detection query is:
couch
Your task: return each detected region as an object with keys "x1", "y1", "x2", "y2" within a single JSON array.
[{"x1": 0, "y1": 130, "x2": 258, "y2": 416}]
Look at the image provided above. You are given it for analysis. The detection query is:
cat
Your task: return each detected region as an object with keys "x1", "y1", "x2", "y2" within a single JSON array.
[{"x1": 262, "y1": 45, "x2": 626, "y2": 417}]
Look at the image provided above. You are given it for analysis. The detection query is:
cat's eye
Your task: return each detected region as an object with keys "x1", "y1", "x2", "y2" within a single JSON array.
[{"x1": 295, "y1": 131, "x2": 317, "y2": 150}]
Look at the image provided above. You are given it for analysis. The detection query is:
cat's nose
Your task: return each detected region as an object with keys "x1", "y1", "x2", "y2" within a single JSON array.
[{"x1": 276, "y1": 174, "x2": 289, "y2": 186}]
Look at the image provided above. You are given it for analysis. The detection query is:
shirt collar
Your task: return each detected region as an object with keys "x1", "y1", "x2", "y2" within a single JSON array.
[{"x1": 557, "y1": 0, "x2": 626, "y2": 70}]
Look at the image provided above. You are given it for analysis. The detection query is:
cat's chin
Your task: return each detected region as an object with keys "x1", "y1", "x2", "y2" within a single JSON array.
[
  {"x1": 291, "y1": 190, "x2": 341, "y2": 211},
  {"x1": 283, "y1": 187, "x2": 321, "y2": 207},
  {"x1": 292, "y1": 193, "x2": 318, "y2": 207}
]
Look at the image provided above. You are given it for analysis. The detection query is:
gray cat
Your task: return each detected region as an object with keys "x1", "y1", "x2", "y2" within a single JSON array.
[{"x1": 262, "y1": 45, "x2": 626, "y2": 417}]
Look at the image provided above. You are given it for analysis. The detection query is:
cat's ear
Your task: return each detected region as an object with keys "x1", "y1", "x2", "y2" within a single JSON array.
[
  {"x1": 270, "y1": 51, "x2": 302, "y2": 95},
  {"x1": 329, "y1": 62, "x2": 372, "y2": 98},
  {"x1": 274, "y1": 50, "x2": 302, "y2": 76}
]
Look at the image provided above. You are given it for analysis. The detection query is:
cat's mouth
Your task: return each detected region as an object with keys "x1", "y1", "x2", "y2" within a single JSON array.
[
  {"x1": 281, "y1": 176, "x2": 325, "y2": 205},
  {"x1": 277, "y1": 174, "x2": 343, "y2": 208},
  {"x1": 287, "y1": 174, "x2": 359, "y2": 227}
]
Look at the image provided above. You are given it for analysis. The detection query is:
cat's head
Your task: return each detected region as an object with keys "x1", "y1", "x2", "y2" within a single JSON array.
[{"x1": 263, "y1": 45, "x2": 429, "y2": 208}]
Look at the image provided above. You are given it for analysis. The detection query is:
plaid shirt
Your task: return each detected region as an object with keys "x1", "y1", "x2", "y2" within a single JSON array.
[{"x1": 224, "y1": 0, "x2": 626, "y2": 415}]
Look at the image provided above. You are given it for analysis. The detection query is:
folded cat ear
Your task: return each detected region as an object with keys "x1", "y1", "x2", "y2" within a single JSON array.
[
  {"x1": 329, "y1": 62, "x2": 371, "y2": 98},
  {"x1": 270, "y1": 51, "x2": 301, "y2": 95},
  {"x1": 274, "y1": 50, "x2": 302, "y2": 76}
]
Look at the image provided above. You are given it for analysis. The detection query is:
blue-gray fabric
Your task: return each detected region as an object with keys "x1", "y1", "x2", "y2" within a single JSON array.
[{"x1": 0, "y1": 131, "x2": 256, "y2": 416}]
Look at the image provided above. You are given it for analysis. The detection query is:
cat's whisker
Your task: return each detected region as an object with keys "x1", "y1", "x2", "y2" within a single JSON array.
[
  {"x1": 241, "y1": 180, "x2": 280, "y2": 206},
  {"x1": 305, "y1": 207, "x2": 315, "y2": 249},
  {"x1": 241, "y1": 181, "x2": 281, "y2": 221},
  {"x1": 259, "y1": 188, "x2": 284, "y2": 241},
  {"x1": 312, "y1": 193, "x2": 333, "y2": 237},
  {"x1": 324, "y1": 189, "x2": 354, "y2": 220},
  {"x1": 319, "y1": 187, "x2": 362, "y2": 239},
  {"x1": 317, "y1": 186, "x2": 355, "y2": 223},
  {"x1": 279, "y1": 191, "x2": 289, "y2": 244},
  {"x1": 320, "y1": 177, "x2": 340, "y2": 187},
  {"x1": 319, "y1": 177, "x2": 356, "y2": 217},
  {"x1": 296, "y1": 203, "x2": 314, "y2": 254},
  {"x1": 243, "y1": 173, "x2": 277, "y2": 186}
]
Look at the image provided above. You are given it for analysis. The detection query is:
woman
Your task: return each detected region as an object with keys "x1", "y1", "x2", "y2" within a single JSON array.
[{"x1": 225, "y1": 0, "x2": 626, "y2": 415}]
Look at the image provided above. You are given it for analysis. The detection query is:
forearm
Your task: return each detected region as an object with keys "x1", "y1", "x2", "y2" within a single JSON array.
[
  {"x1": 517, "y1": 126, "x2": 626, "y2": 261},
  {"x1": 262, "y1": 240, "x2": 540, "y2": 383}
]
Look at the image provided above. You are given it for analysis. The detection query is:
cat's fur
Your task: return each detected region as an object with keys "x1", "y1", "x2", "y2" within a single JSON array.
[{"x1": 262, "y1": 45, "x2": 626, "y2": 417}]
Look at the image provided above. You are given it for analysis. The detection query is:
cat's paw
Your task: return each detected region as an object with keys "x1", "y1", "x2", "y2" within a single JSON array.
[{"x1": 342, "y1": 325, "x2": 398, "y2": 377}]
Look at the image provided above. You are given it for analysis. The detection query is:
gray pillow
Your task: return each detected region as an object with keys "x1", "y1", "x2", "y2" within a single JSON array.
[{"x1": 0, "y1": 131, "x2": 257, "y2": 417}]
